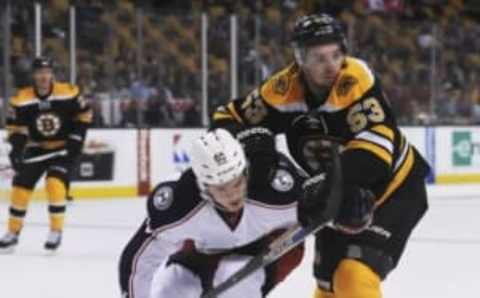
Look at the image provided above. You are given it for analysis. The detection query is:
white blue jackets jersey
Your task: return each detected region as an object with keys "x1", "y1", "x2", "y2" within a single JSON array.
[{"x1": 119, "y1": 154, "x2": 306, "y2": 298}]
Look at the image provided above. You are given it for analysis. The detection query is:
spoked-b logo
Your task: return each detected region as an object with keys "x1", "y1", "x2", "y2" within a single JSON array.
[{"x1": 452, "y1": 131, "x2": 478, "y2": 166}]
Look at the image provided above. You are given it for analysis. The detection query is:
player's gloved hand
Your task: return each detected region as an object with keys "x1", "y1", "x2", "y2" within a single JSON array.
[
  {"x1": 66, "y1": 136, "x2": 83, "y2": 160},
  {"x1": 297, "y1": 172, "x2": 331, "y2": 227},
  {"x1": 236, "y1": 127, "x2": 277, "y2": 187},
  {"x1": 334, "y1": 187, "x2": 375, "y2": 234},
  {"x1": 8, "y1": 149, "x2": 24, "y2": 172},
  {"x1": 166, "y1": 239, "x2": 221, "y2": 292}
]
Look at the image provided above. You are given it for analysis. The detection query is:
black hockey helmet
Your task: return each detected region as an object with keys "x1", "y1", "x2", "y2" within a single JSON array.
[
  {"x1": 32, "y1": 56, "x2": 54, "y2": 71},
  {"x1": 292, "y1": 14, "x2": 347, "y2": 52}
]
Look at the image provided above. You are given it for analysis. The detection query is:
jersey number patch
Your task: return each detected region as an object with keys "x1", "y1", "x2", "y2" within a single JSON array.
[{"x1": 346, "y1": 97, "x2": 385, "y2": 133}]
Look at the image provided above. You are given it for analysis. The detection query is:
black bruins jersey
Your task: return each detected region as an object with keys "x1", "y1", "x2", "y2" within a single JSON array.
[
  {"x1": 6, "y1": 82, "x2": 92, "y2": 149},
  {"x1": 213, "y1": 56, "x2": 430, "y2": 207}
]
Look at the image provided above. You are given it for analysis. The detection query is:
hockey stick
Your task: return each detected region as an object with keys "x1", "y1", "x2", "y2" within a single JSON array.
[
  {"x1": 202, "y1": 146, "x2": 343, "y2": 298},
  {"x1": 23, "y1": 149, "x2": 68, "y2": 164}
]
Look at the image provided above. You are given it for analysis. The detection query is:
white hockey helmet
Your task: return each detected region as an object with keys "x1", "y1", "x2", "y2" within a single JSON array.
[{"x1": 190, "y1": 129, "x2": 247, "y2": 188}]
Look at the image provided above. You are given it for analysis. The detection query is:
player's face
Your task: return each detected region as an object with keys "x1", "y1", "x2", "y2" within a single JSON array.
[
  {"x1": 208, "y1": 175, "x2": 248, "y2": 213},
  {"x1": 302, "y1": 43, "x2": 344, "y2": 88},
  {"x1": 33, "y1": 68, "x2": 54, "y2": 90}
]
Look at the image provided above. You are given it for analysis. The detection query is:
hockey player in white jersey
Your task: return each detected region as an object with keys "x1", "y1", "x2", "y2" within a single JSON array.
[{"x1": 118, "y1": 128, "x2": 374, "y2": 298}]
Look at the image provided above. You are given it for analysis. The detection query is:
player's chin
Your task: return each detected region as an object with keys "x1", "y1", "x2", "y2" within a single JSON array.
[
  {"x1": 225, "y1": 200, "x2": 244, "y2": 212},
  {"x1": 317, "y1": 76, "x2": 336, "y2": 86}
]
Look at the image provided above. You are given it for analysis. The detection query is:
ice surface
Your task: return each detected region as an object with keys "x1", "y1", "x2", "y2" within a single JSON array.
[{"x1": 0, "y1": 190, "x2": 479, "y2": 298}]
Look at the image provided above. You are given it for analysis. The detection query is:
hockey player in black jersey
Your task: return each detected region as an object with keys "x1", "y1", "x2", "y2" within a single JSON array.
[
  {"x1": 0, "y1": 57, "x2": 92, "y2": 252},
  {"x1": 212, "y1": 14, "x2": 429, "y2": 298}
]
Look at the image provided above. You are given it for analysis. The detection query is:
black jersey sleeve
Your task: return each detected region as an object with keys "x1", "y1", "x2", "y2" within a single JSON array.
[{"x1": 5, "y1": 98, "x2": 29, "y2": 150}]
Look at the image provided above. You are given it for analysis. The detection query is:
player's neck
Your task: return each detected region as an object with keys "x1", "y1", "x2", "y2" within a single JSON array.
[
  {"x1": 303, "y1": 76, "x2": 331, "y2": 108},
  {"x1": 215, "y1": 208, "x2": 243, "y2": 231}
]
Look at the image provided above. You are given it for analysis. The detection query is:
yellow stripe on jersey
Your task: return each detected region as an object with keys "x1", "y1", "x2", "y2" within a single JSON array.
[
  {"x1": 76, "y1": 110, "x2": 93, "y2": 123},
  {"x1": 227, "y1": 102, "x2": 244, "y2": 124},
  {"x1": 213, "y1": 112, "x2": 234, "y2": 121},
  {"x1": 370, "y1": 125, "x2": 394, "y2": 142},
  {"x1": 6, "y1": 125, "x2": 28, "y2": 136},
  {"x1": 10, "y1": 87, "x2": 38, "y2": 106},
  {"x1": 346, "y1": 139, "x2": 393, "y2": 166},
  {"x1": 10, "y1": 82, "x2": 80, "y2": 106},
  {"x1": 375, "y1": 146, "x2": 414, "y2": 207},
  {"x1": 51, "y1": 82, "x2": 80, "y2": 100},
  {"x1": 399, "y1": 133, "x2": 406, "y2": 153},
  {"x1": 29, "y1": 140, "x2": 66, "y2": 150}
]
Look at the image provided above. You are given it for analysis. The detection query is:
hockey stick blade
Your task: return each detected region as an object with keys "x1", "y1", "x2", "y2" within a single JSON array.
[{"x1": 202, "y1": 146, "x2": 343, "y2": 298}]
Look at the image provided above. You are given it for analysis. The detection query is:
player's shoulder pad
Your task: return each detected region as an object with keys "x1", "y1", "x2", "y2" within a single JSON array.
[
  {"x1": 51, "y1": 82, "x2": 80, "y2": 100},
  {"x1": 325, "y1": 57, "x2": 376, "y2": 111},
  {"x1": 147, "y1": 169, "x2": 205, "y2": 231},
  {"x1": 249, "y1": 153, "x2": 306, "y2": 206},
  {"x1": 259, "y1": 63, "x2": 305, "y2": 110},
  {"x1": 10, "y1": 87, "x2": 37, "y2": 107}
]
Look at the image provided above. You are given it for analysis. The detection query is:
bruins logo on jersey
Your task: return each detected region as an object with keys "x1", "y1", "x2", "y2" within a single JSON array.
[
  {"x1": 273, "y1": 75, "x2": 289, "y2": 95},
  {"x1": 36, "y1": 113, "x2": 61, "y2": 137},
  {"x1": 336, "y1": 75, "x2": 358, "y2": 97}
]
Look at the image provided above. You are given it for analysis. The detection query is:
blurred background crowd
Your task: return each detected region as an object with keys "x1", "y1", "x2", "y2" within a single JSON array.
[{"x1": 1, "y1": 0, "x2": 480, "y2": 127}]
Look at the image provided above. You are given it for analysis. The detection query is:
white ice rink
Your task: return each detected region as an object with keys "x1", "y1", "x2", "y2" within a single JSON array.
[{"x1": 1, "y1": 187, "x2": 479, "y2": 298}]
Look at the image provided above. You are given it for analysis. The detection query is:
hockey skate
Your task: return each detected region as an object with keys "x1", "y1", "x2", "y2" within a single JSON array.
[
  {"x1": 0, "y1": 232, "x2": 19, "y2": 253},
  {"x1": 44, "y1": 230, "x2": 62, "y2": 251}
]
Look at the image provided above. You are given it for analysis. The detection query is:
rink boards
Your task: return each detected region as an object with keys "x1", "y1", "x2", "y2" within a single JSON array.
[{"x1": 1, "y1": 126, "x2": 480, "y2": 199}]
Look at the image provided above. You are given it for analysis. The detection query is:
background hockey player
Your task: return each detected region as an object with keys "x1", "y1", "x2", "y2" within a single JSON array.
[
  {"x1": 212, "y1": 14, "x2": 430, "y2": 298},
  {"x1": 118, "y1": 128, "x2": 374, "y2": 298},
  {"x1": 0, "y1": 57, "x2": 92, "y2": 252}
]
